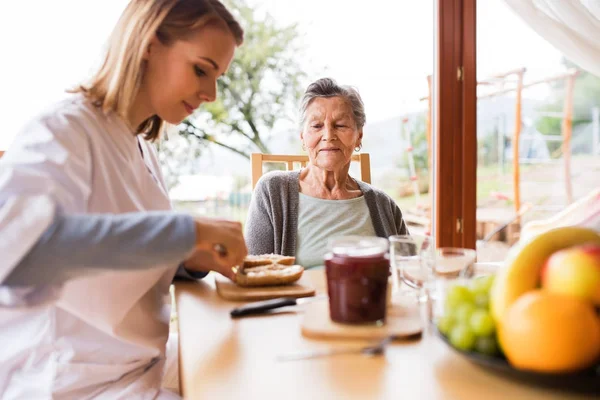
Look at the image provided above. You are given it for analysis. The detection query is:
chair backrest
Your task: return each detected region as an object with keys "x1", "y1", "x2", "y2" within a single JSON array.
[{"x1": 251, "y1": 153, "x2": 371, "y2": 189}]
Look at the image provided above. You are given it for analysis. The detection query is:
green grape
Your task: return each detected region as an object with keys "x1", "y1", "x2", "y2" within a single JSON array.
[
  {"x1": 474, "y1": 293, "x2": 490, "y2": 309},
  {"x1": 445, "y1": 285, "x2": 474, "y2": 313},
  {"x1": 469, "y1": 309, "x2": 495, "y2": 336},
  {"x1": 475, "y1": 336, "x2": 499, "y2": 356},
  {"x1": 470, "y1": 274, "x2": 495, "y2": 295},
  {"x1": 455, "y1": 303, "x2": 476, "y2": 324},
  {"x1": 449, "y1": 325, "x2": 476, "y2": 351},
  {"x1": 437, "y1": 315, "x2": 455, "y2": 336}
]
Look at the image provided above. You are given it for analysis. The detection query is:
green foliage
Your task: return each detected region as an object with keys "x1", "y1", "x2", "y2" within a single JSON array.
[
  {"x1": 535, "y1": 57, "x2": 600, "y2": 155},
  {"x1": 155, "y1": 131, "x2": 208, "y2": 190},
  {"x1": 478, "y1": 129, "x2": 501, "y2": 167},
  {"x1": 178, "y1": 0, "x2": 307, "y2": 159},
  {"x1": 400, "y1": 115, "x2": 429, "y2": 173}
]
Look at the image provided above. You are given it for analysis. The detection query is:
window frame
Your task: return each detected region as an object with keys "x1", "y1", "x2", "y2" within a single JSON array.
[{"x1": 434, "y1": 0, "x2": 477, "y2": 249}]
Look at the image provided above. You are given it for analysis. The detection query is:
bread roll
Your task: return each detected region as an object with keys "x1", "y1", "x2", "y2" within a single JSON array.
[
  {"x1": 234, "y1": 254, "x2": 303, "y2": 287},
  {"x1": 243, "y1": 254, "x2": 296, "y2": 268},
  {"x1": 235, "y1": 264, "x2": 304, "y2": 287}
]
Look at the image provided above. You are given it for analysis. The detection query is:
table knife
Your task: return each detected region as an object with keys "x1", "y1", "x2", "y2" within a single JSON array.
[{"x1": 230, "y1": 295, "x2": 327, "y2": 318}]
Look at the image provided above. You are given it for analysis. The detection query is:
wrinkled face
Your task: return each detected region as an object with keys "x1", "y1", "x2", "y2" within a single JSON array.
[
  {"x1": 143, "y1": 22, "x2": 236, "y2": 124},
  {"x1": 301, "y1": 96, "x2": 363, "y2": 170}
]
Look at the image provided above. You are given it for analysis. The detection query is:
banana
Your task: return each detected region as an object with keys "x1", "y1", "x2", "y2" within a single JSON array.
[{"x1": 490, "y1": 226, "x2": 600, "y2": 323}]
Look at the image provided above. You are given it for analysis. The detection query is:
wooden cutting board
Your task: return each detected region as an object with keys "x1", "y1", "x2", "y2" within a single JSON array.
[
  {"x1": 215, "y1": 274, "x2": 316, "y2": 301},
  {"x1": 301, "y1": 299, "x2": 422, "y2": 340}
]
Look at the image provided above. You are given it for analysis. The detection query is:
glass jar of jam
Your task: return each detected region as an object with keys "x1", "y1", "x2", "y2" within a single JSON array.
[{"x1": 325, "y1": 236, "x2": 390, "y2": 325}]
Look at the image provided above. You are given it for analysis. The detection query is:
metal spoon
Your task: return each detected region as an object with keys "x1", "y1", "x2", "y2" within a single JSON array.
[{"x1": 276, "y1": 335, "x2": 396, "y2": 362}]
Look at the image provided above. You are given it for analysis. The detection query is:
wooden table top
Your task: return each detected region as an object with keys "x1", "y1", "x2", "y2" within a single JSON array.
[{"x1": 174, "y1": 270, "x2": 594, "y2": 400}]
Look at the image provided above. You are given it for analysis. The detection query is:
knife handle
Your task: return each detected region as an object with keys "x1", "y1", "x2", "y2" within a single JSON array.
[{"x1": 230, "y1": 297, "x2": 298, "y2": 318}]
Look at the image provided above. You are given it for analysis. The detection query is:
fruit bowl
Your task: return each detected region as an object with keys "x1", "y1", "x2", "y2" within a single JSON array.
[
  {"x1": 434, "y1": 228, "x2": 600, "y2": 393},
  {"x1": 431, "y1": 266, "x2": 600, "y2": 395},
  {"x1": 435, "y1": 325, "x2": 600, "y2": 394}
]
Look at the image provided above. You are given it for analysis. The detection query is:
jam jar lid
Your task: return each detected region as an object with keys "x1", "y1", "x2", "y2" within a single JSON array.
[{"x1": 327, "y1": 236, "x2": 389, "y2": 258}]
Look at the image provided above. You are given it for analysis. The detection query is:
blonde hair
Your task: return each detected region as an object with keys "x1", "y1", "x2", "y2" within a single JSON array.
[{"x1": 75, "y1": 0, "x2": 244, "y2": 141}]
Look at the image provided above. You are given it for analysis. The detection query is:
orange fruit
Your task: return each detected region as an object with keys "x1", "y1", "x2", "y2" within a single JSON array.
[{"x1": 498, "y1": 290, "x2": 600, "y2": 373}]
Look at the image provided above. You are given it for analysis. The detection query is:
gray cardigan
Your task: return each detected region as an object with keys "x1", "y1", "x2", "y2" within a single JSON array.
[{"x1": 245, "y1": 170, "x2": 409, "y2": 256}]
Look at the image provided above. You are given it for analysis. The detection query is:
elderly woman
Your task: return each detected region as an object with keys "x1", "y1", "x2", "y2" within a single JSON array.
[{"x1": 245, "y1": 77, "x2": 409, "y2": 267}]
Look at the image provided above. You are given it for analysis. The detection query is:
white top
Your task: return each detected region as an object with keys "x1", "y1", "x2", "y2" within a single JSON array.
[
  {"x1": 0, "y1": 94, "x2": 178, "y2": 399},
  {"x1": 295, "y1": 193, "x2": 376, "y2": 267}
]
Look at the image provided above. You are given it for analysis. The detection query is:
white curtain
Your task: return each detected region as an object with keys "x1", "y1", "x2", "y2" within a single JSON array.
[{"x1": 502, "y1": 0, "x2": 600, "y2": 77}]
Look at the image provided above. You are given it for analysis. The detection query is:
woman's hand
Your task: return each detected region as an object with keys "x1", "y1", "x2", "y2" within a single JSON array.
[{"x1": 182, "y1": 217, "x2": 247, "y2": 280}]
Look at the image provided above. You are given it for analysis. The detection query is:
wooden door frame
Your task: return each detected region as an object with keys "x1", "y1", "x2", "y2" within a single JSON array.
[{"x1": 434, "y1": 0, "x2": 477, "y2": 249}]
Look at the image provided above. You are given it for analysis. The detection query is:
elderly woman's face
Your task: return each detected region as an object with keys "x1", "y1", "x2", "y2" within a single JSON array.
[{"x1": 301, "y1": 96, "x2": 362, "y2": 171}]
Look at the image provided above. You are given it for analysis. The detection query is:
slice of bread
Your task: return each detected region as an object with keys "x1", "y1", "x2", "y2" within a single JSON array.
[
  {"x1": 235, "y1": 264, "x2": 304, "y2": 287},
  {"x1": 242, "y1": 254, "x2": 296, "y2": 268}
]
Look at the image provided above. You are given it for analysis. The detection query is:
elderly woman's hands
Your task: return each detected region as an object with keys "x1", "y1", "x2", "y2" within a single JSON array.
[{"x1": 183, "y1": 216, "x2": 247, "y2": 280}]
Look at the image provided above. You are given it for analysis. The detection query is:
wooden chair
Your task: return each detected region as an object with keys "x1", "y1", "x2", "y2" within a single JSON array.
[{"x1": 251, "y1": 153, "x2": 371, "y2": 189}]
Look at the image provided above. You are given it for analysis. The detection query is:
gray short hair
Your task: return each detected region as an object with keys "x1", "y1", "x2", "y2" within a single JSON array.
[{"x1": 299, "y1": 78, "x2": 366, "y2": 130}]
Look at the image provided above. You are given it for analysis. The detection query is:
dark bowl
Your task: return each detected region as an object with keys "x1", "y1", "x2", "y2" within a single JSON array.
[{"x1": 435, "y1": 327, "x2": 600, "y2": 394}]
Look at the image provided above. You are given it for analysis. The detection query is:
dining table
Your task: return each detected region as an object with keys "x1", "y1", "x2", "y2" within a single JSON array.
[{"x1": 174, "y1": 269, "x2": 596, "y2": 400}]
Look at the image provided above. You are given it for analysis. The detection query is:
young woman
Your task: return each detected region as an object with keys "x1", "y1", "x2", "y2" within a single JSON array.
[{"x1": 0, "y1": 1, "x2": 245, "y2": 398}]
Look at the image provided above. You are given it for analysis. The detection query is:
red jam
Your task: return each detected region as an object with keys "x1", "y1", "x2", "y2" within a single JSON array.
[{"x1": 325, "y1": 237, "x2": 390, "y2": 324}]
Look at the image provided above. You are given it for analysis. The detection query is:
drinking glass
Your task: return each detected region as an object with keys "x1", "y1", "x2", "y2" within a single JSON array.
[
  {"x1": 389, "y1": 235, "x2": 434, "y2": 299},
  {"x1": 432, "y1": 247, "x2": 477, "y2": 279},
  {"x1": 429, "y1": 247, "x2": 477, "y2": 321}
]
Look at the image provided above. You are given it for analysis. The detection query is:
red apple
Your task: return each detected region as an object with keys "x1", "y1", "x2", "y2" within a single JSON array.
[{"x1": 541, "y1": 243, "x2": 600, "y2": 305}]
